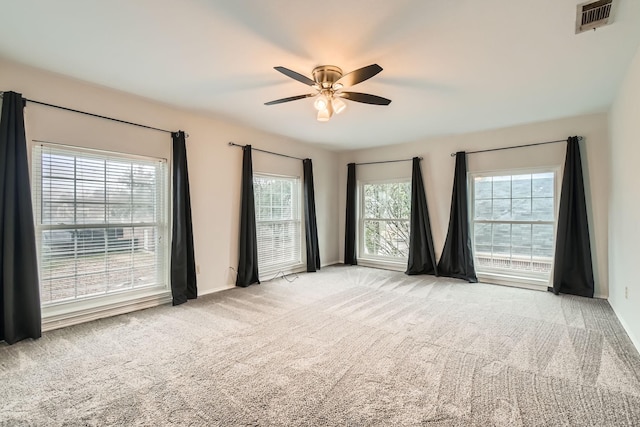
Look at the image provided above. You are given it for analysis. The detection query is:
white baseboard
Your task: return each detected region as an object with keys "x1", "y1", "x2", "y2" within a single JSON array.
[
  {"x1": 610, "y1": 303, "x2": 640, "y2": 354},
  {"x1": 43, "y1": 293, "x2": 172, "y2": 332},
  {"x1": 321, "y1": 260, "x2": 340, "y2": 267},
  {"x1": 357, "y1": 258, "x2": 406, "y2": 272},
  {"x1": 199, "y1": 285, "x2": 235, "y2": 296},
  {"x1": 480, "y1": 279, "x2": 547, "y2": 293},
  {"x1": 43, "y1": 284, "x2": 241, "y2": 332}
]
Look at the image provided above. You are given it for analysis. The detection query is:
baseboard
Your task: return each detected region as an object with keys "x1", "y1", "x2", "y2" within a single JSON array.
[
  {"x1": 480, "y1": 279, "x2": 547, "y2": 293},
  {"x1": 610, "y1": 303, "x2": 640, "y2": 354},
  {"x1": 43, "y1": 284, "x2": 241, "y2": 332},
  {"x1": 199, "y1": 285, "x2": 236, "y2": 296},
  {"x1": 43, "y1": 293, "x2": 172, "y2": 332},
  {"x1": 321, "y1": 260, "x2": 340, "y2": 267},
  {"x1": 357, "y1": 258, "x2": 406, "y2": 272}
]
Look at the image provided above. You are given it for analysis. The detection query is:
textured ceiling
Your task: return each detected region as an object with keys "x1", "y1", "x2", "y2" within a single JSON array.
[{"x1": 1, "y1": 0, "x2": 639, "y2": 150}]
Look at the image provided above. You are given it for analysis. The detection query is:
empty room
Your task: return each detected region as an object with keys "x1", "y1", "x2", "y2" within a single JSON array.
[{"x1": 1, "y1": 1, "x2": 640, "y2": 425}]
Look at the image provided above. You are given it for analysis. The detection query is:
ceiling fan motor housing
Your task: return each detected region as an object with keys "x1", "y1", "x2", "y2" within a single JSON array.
[
  {"x1": 312, "y1": 65, "x2": 343, "y2": 88},
  {"x1": 265, "y1": 64, "x2": 390, "y2": 112}
]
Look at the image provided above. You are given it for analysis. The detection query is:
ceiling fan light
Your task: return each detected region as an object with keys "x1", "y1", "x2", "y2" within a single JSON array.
[
  {"x1": 332, "y1": 97, "x2": 347, "y2": 114},
  {"x1": 333, "y1": 82, "x2": 343, "y2": 90},
  {"x1": 314, "y1": 95, "x2": 329, "y2": 111},
  {"x1": 317, "y1": 108, "x2": 330, "y2": 122}
]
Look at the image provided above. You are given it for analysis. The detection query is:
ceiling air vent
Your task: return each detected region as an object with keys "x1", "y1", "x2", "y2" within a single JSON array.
[{"x1": 576, "y1": 0, "x2": 616, "y2": 34}]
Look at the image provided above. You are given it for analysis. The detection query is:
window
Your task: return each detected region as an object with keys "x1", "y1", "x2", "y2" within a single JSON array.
[
  {"x1": 254, "y1": 173, "x2": 302, "y2": 273},
  {"x1": 33, "y1": 144, "x2": 169, "y2": 306},
  {"x1": 471, "y1": 170, "x2": 557, "y2": 284},
  {"x1": 360, "y1": 180, "x2": 411, "y2": 262}
]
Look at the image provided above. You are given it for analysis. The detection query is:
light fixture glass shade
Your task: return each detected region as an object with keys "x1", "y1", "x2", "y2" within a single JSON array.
[
  {"x1": 314, "y1": 95, "x2": 328, "y2": 111},
  {"x1": 332, "y1": 97, "x2": 347, "y2": 114},
  {"x1": 317, "y1": 108, "x2": 330, "y2": 122}
]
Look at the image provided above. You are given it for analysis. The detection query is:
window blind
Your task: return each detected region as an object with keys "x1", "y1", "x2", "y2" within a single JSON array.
[
  {"x1": 253, "y1": 174, "x2": 302, "y2": 273},
  {"x1": 32, "y1": 143, "x2": 169, "y2": 305}
]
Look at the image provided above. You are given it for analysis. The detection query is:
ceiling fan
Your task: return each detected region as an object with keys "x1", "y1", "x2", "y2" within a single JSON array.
[{"x1": 265, "y1": 64, "x2": 392, "y2": 122}]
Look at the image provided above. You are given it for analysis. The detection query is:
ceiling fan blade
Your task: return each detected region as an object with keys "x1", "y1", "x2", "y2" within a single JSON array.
[
  {"x1": 334, "y1": 64, "x2": 383, "y2": 89},
  {"x1": 338, "y1": 91, "x2": 392, "y2": 105},
  {"x1": 274, "y1": 66, "x2": 317, "y2": 86},
  {"x1": 264, "y1": 93, "x2": 316, "y2": 105}
]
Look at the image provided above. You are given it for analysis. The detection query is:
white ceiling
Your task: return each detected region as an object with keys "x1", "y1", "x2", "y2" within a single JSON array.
[{"x1": 1, "y1": 0, "x2": 639, "y2": 150}]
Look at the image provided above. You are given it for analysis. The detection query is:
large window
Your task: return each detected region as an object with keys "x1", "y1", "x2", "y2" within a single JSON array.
[
  {"x1": 33, "y1": 144, "x2": 169, "y2": 306},
  {"x1": 471, "y1": 170, "x2": 557, "y2": 284},
  {"x1": 254, "y1": 173, "x2": 302, "y2": 273},
  {"x1": 360, "y1": 180, "x2": 411, "y2": 262}
]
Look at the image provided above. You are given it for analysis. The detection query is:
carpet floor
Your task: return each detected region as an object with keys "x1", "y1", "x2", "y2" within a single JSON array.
[{"x1": 1, "y1": 265, "x2": 640, "y2": 426}]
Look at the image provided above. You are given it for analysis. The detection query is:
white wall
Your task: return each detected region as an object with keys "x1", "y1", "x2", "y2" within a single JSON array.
[
  {"x1": 609, "y1": 44, "x2": 640, "y2": 349},
  {"x1": 338, "y1": 113, "x2": 610, "y2": 297},
  {"x1": 0, "y1": 58, "x2": 340, "y2": 296}
]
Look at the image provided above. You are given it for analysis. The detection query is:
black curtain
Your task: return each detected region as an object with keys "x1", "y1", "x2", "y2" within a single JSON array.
[
  {"x1": 1, "y1": 91, "x2": 41, "y2": 344},
  {"x1": 406, "y1": 157, "x2": 438, "y2": 276},
  {"x1": 170, "y1": 131, "x2": 197, "y2": 306},
  {"x1": 303, "y1": 159, "x2": 321, "y2": 272},
  {"x1": 236, "y1": 145, "x2": 260, "y2": 287},
  {"x1": 344, "y1": 163, "x2": 357, "y2": 265},
  {"x1": 437, "y1": 151, "x2": 477, "y2": 283},
  {"x1": 552, "y1": 136, "x2": 594, "y2": 297}
]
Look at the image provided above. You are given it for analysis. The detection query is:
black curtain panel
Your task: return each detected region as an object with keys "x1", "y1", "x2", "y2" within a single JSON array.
[
  {"x1": 0, "y1": 91, "x2": 41, "y2": 345},
  {"x1": 406, "y1": 157, "x2": 438, "y2": 276},
  {"x1": 236, "y1": 145, "x2": 260, "y2": 287},
  {"x1": 344, "y1": 163, "x2": 357, "y2": 265},
  {"x1": 552, "y1": 137, "x2": 594, "y2": 297},
  {"x1": 170, "y1": 131, "x2": 197, "y2": 306},
  {"x1": 303, "y1": 159, "x2": 321, "y2": 272},
  {"x1": 438, "y1": 152, "x2": 478, "y2": 283}
]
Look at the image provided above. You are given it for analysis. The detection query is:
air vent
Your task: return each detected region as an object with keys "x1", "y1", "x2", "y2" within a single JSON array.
[{"x1": 576, "y1": 0, "x2": 616, "y2": 34}]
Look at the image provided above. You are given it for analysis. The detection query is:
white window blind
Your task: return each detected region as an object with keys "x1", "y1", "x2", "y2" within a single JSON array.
[
  {"x1": 253, "y1": 174, "x2": 301, "y2": 273},
  {"x1": 360, "y1": 180, "x2": 411, "y2": 261},
  {"x1": 471, "y1": 171, "x2": 557, "y2": 283},
  {"x1": 32, "y1": 144, "x2": 169, "y2": 306}
]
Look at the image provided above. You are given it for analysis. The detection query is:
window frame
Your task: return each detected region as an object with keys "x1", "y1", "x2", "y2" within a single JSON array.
[
  {"x1": 469, "y1": 166, "x2": 561, "y2": 288},
  {"x1": 253, "y1": 172, "x2": 304, "y2": 277},
  {"x1": 32, "y1": 142, "x2": 171, "y2": 315},
  {"x1": 358, "y1": 177, "x2": 412, "y2": 269}
]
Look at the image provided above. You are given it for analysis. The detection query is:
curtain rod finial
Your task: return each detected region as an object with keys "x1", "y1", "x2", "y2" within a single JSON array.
[{"x1": 450, "y1": 153, "x2": 456, "y2": 157}]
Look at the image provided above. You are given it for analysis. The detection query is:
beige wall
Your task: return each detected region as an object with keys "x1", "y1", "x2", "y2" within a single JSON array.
[
  {"x1": 609, "y1": 44, "x2": 640, "y2": 349},
  {"x1": 0, "y1": 58, "x2": 340, "y2": 295},
  {"x1": 338, "y1": 113, "x2": 610, "y2": 297}
]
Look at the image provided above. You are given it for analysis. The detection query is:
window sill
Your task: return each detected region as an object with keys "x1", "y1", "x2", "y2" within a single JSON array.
[
  {"x1": 42, "y1": 287, "x2": 172, "y2": 332},
  {"x1": 357, "y1": 258, "x2": 407, "y2": 272}
]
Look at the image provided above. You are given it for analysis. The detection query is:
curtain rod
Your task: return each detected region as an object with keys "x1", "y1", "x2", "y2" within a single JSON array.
[
  {"x1": 1, "y1": 91, "x2": 185, "y2": 137},
  {"x1": 228, "y1": 142, "x2": 305, "y2": 161},
  {"x1": 355, "y1": 157, "x2": 422, "y2": 166},
  {"x1": 450, "y1": 136, "x2": 583, "y2": 157}
]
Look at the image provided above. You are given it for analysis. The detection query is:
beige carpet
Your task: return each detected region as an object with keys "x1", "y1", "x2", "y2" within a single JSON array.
[{"x1": 1, "y1": 265, "x2": 639, "y2": 426}]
